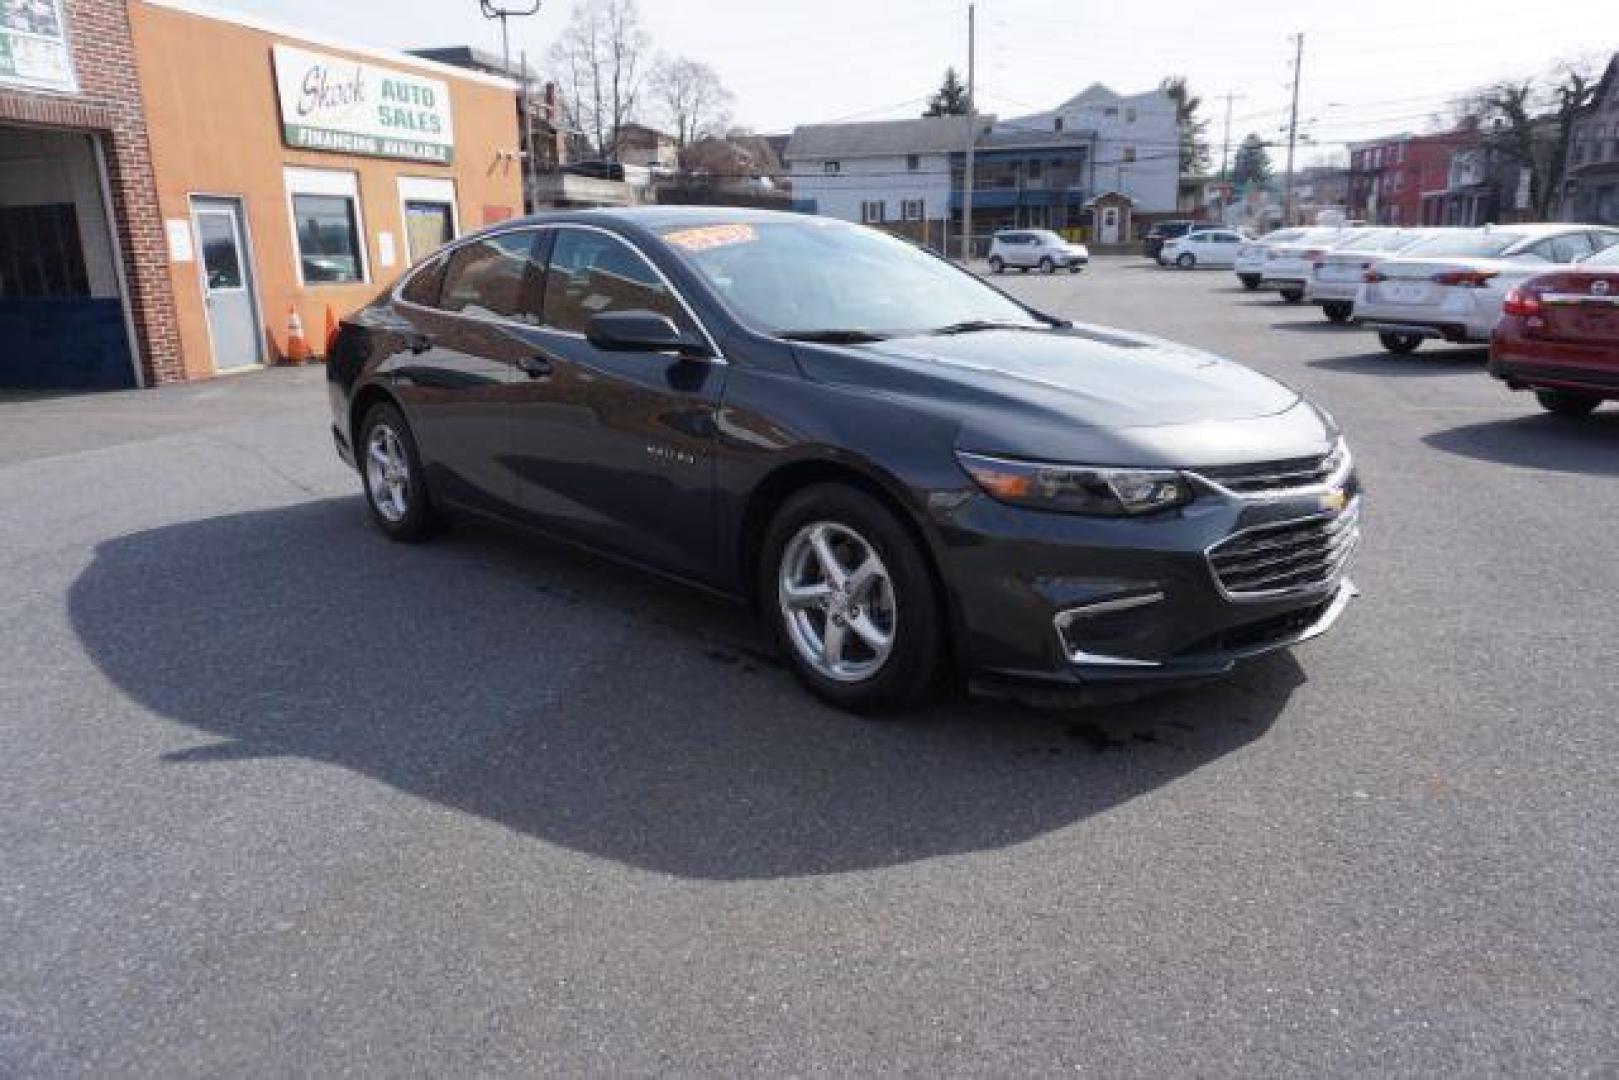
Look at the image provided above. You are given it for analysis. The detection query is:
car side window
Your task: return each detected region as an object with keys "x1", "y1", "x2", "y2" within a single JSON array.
[
  {"x1": 1548, "y1": 234, "x2": 1594, "y2": 263},
  {"x1": 439, "y1": 231, "x2": 543, "y2": 322},
  {"x1": 399, "y1": 255, "x2": 448, "y2": 307},
  {"x1": 542, "y1": 228, "x2": 695, "y2": 336},
  {"x1": 1589, "y1": 231, "x2": 1619, "y2": 254}
]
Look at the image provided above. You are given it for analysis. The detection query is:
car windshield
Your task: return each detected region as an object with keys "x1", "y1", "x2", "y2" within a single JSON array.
[
  {"x1": 659, "y1": 219, "x2": 1043, "y2": 337},
  {"x1": 1402, "y1": 231, "x2": 1525, "y2": 258},
  {"x1": 1031, "y1": 231, "x2": 1064, "y2": 245}
]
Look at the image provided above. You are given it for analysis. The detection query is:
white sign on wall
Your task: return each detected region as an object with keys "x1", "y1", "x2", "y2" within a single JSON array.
[
  {"x1": 165, "y1": 219, "x2": 195, "y2": 263},
  {"x1": 271, "y1": 45, "x2": 455, "y2": 164},
  {"x1": 0, "y1": 0, "x2": 76, "y2": 93}
]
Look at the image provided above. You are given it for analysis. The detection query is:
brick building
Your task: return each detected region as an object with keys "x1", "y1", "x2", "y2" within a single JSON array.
[
  {"x1": 2, "y1": 0, "x2": 180, "y2": 388},
  {"x1": 1347, "y1": 131, "x2": 1460, "y2": 227},
  {"x1": 1, "y1": 0, "x2": 522, "y2": 391}
]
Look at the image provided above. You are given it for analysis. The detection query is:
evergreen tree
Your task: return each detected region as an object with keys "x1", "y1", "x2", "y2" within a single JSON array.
[
  {"x1": 923, "y1": 68, "x2": 970, "y2": 117},
  {"x1": 1231, "y1": 133, "x2": 1273, "y2": 189},
  {"x1": 1160, "y1": 76, "x2": 1210, "y2": 175}
]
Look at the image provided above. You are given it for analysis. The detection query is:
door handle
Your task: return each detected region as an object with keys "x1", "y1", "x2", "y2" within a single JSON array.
[{"x1": 519, "y1": 356, "x2": 554, "y2": 380}]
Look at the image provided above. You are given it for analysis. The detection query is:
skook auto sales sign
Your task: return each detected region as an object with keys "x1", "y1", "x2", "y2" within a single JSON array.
[{"x1": 272, "y1": 45, "x2": 455, "y2": 164}]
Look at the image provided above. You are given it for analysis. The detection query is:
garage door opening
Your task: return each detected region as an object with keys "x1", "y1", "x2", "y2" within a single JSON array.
[{"x1": 0, "y1": 126, "x2": 138, "y2": 390}]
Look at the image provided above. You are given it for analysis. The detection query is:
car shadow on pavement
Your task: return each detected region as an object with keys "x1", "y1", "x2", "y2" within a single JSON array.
[
  {"x1": 1307, "y1": 349, "x2": 1489, "y2": 377},
  {"x1": 1269, "y1": 320, "x2": 1356, "y2": 334},
  {"x1": 68, "y1": 498, "x2": 1303, "y2": 881},
  {"x1": 1424, "y1": 410, "x2": 1619, "y2": 477}
]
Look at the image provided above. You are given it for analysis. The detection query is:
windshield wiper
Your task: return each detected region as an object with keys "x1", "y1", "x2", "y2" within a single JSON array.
[
  {"x1": 929, "y1": 319, "x2": 1050, "y2": 336},
  {"x1": 778, "y1": 329, "x2": 891, "y2": 343}
]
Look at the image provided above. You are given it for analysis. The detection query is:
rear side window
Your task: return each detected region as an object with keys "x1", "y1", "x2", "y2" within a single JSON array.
[
  {"x1": 399, "y1": 256, "x2": 447, "y2": 307},
  {"x1": 439, "y1": 231, "x2": 543, "y2": 322},
  {"x1": 542, "y1": 228, "x2": 693, "y2": 336},
  {"x1": 1532, "y1": 233, "x2": 1594, "y2": 263},
  {"x1": 1405, "y1": 231, "x2": 1523, "y2": 258}
]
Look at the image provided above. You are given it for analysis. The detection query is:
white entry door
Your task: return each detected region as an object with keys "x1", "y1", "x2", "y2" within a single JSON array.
[
  {"x1": 191, "y1": 196, "x2": 263, "y2": 371},
  {"x1": 1100, "y1": 206, "x2": 1121, "y2": 244}
]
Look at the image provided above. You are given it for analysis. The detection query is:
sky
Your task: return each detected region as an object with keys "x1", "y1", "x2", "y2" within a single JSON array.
[{"x1": 210, "y1": 0, "x2": 1617, "y2": 167}]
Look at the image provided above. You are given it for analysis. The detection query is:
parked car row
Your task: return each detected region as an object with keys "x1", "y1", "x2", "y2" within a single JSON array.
[{"x1": 1206, "y1": 221, "x2": 1619, "y2": 418}]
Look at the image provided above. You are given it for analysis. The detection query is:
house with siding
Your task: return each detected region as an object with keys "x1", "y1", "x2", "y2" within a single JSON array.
[{"x1": 1563, "y1": 53, "x2": 1619, "y2": 226}]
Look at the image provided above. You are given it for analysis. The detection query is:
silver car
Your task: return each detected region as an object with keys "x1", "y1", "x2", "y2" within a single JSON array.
[
  {"x1": 1353, "y1": 224, "x2": 1619, "y2": 353},
  {"x1": 1306, "y1": 228, "x2": 1441, "y2": 323},
  {"x1": 987, "y1": 230, "x2": 1090, "y2": 274}
]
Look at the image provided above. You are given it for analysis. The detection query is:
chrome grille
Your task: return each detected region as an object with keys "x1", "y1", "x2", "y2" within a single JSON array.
[
  {"x1": 1193, "y1": 443, "x2": 1346, "y2": 495},
  {"x1": 1208, "y1": 500, "x2": 1360, "y2": 598}
]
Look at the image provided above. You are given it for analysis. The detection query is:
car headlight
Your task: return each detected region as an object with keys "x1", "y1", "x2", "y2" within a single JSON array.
[{"x1": 956, "y1": 452, "x2": 1192, "y2": 516}]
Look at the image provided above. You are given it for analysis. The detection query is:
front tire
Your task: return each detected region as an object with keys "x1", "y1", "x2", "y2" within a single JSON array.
[
  {"x1": 1040, "y1": 256, "x2": 1056, "y2": 274},
  {"x1": 1378, "y1": 331, "x2": 1423, "y2": 355},
  {"x1": 1280, "y1": 287, "x2": 1305, "y2": 303},
  {"x1": 988, "y1": 255, "x2": 1004, "y2": 274},
  {"x1": 1322, "y1": 301, "x2": 1353, "y2": 324},
  {"x1": 359, "y1": 401, "x2": 439, "y2": 541},
  {"x1": 761, "y1": 485, "x2": 944, "y2": 714},
  {"x1": 1176, "y1": 252, "x2": 1196, "y2": 269},
  {"x1": 1535, "y1": 389, "x2": 1601, "y2": 417},
  {"x1": 1239, "y1": 274, "x2": 1261, "y2": 291}
]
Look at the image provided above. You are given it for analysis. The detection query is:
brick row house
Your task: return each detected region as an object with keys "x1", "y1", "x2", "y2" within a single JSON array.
[
  {"x1": 1346, "y1": 131, "x2": 1458, "y2": 227},
  {"x1": 2, "y1": 0, "x2": 522, "y2": 391}
]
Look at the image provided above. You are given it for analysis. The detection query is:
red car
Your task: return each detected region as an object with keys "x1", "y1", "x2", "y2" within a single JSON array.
[{"x1": 1490, "y1": 242, "x2": 1619, "y2": 417}]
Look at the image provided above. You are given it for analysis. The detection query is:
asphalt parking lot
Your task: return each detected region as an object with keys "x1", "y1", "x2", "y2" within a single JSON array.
[{"x1": 3, "y1": 256, "x2": 1616, "y2": 1075}]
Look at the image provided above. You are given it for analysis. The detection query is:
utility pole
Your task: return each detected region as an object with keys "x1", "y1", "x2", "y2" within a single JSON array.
[
  {"x1": 1283, "y1": 32, "x2": 1304, "y2": 226},
  {"x1": 1218, "y1": 91, "x2": 1244, "y2": 183},
  {"x1": 959, "y1": 2, "x2": 976, "y2": 263}
]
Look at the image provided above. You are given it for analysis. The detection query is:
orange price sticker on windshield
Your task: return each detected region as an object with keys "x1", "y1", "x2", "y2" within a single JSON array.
[{"x1": 664, "y1": 223, "x2": 757, "y2": 252}]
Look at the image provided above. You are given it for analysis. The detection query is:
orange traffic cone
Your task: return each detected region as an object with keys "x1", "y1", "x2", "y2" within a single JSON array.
[
  {"x1": 322, "y1": 303, "x2": 339, "y2": 361},
  {"x1": 284, "y1": 306, "x2": 310, "y2": 366}
]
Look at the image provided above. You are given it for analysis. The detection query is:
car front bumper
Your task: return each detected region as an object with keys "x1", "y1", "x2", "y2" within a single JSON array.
[{"x1": 929, "y1": 480, "x2": 1362, "y2": 691}]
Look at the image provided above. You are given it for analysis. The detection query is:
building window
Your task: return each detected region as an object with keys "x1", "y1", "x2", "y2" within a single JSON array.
[
  {"x1": 1103, "y1": 106, "x2": 1119, "y2": 118},
  {"x1": 1027, "y1": 158, "x2": 1043, "y2": 180},
  {"x1": 1054, "y1": 117, "x2": 1064, "y2": 132},
  {"x1": 398, "y1": 176, "x2": 459, "y2": 265},
  {"x1": 285, "y1": 167, "x2": 366, "y2": 285},
  {"x1": 861, "y1": 200, "x2": 885, "y2": 224},
  {"x1": 901, "y1": 199, "x2": 924, "y2": 221},
  {"x1": 1125, "y1": 107, "x2": 1137, "y2": 123},
  {"x1": 906, "y1": 154, "x2": 920, "y2": 171},
  {"x1": 1122, "y1": 146, "x2": 1136, "y2": 163},
  {"x1": 824, "y1": 160, "x2": 841, "y2": 174}
]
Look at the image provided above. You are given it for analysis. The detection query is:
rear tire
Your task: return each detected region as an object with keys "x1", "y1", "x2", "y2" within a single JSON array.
[
  {"x1": 1176, "y1": 252, "x2": 1196, "y2": 269},
  {"x1": 1378, "y1": 331, "x2": 1423, "y2": 355},
  {"x1": 760, "y1": 484, "x2": 944, "y2": 714},
  {"x1": 1322, "y1": 301, "x2": 1353, "y2": 324},
  {"x1": 359, "y1": 401, "x2": 440, "y2": 542},
  {"x1": 1535, "y1": 389, "x2": 1601, "y2": 417},
  {"x1": 988, "y1": 255, "x2": 1004, "y2": 274},
  {"x1": 1280, "y1": 287, "x2": 1305, "y2": 303},
  {"x1": 1040, "y1": 256, "x2": 1056, "y2": 274}
]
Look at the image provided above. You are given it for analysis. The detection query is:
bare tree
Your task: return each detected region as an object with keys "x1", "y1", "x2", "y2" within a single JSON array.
[
  {"x1": 1460, "y1": 60, "x2": 1600, "y2": 219},
  {"x1": 649, "y1": 56, "x2": 733, "y2": 149},
  {"x1": 547, "y1": 0, "x2": 649, "y2": 161}
]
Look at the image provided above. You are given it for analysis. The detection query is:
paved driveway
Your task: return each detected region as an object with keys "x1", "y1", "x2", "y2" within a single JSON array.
[{"x1": 3, "y1": 258, "x2": 1616, "y2": 1075}]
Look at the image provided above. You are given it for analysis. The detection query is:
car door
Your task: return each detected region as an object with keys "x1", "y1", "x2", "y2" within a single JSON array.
[
  {"x1": 390, "y1": 228, "x2": 545, "y2": 517},
  {"x1": 1212, "y1": 232, "x2": 1240, "y2": 267},
  {"x1": 508, "y1": 225, "x2": 727, "y2": 582}
]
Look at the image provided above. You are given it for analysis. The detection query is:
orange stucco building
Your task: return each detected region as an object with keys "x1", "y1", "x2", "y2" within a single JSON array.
[{"x1": 128, "y1": 0, "x2": 523, "y2": 379}]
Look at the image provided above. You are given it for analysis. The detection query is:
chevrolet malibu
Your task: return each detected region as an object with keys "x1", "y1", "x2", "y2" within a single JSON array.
[{"x1": 328, "y1": 208, "x2": 1360, "y2": 713}]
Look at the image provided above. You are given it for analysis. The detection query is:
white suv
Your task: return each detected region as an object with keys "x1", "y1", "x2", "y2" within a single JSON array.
[{"x1": 988, "y1": 230, "x2": 1090, "y2": 274}]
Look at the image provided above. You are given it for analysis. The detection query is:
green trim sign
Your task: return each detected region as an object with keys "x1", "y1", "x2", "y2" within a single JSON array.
[
  {"x1": 272, "y1": 45, "x2": 455, "y2": 165},
  {"x1": 0, "y1": 0, "x2": 77, "y2": 92}
]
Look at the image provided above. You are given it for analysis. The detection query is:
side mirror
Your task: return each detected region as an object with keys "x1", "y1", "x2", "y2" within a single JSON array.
[{"x1": 586, "y1": 310, "x2": 710, "y2": 358}]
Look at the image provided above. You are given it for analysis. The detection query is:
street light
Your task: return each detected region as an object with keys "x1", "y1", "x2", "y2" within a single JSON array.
[{"x1": 479, "y1": 0, "x2": 541, "y2": 75}]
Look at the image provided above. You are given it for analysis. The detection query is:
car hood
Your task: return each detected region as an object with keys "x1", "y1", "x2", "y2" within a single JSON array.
[{"x1": 791, "y1": 324, "x2": 1312, "y2": 464}]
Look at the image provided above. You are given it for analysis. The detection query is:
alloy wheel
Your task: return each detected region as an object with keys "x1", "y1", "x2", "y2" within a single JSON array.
[
  {"x1": 365, "y1": 423, "x2": 411, "y2": 522},
  {"x1": 778, "y1": 521, "x2": 897, "y2": 683}
]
